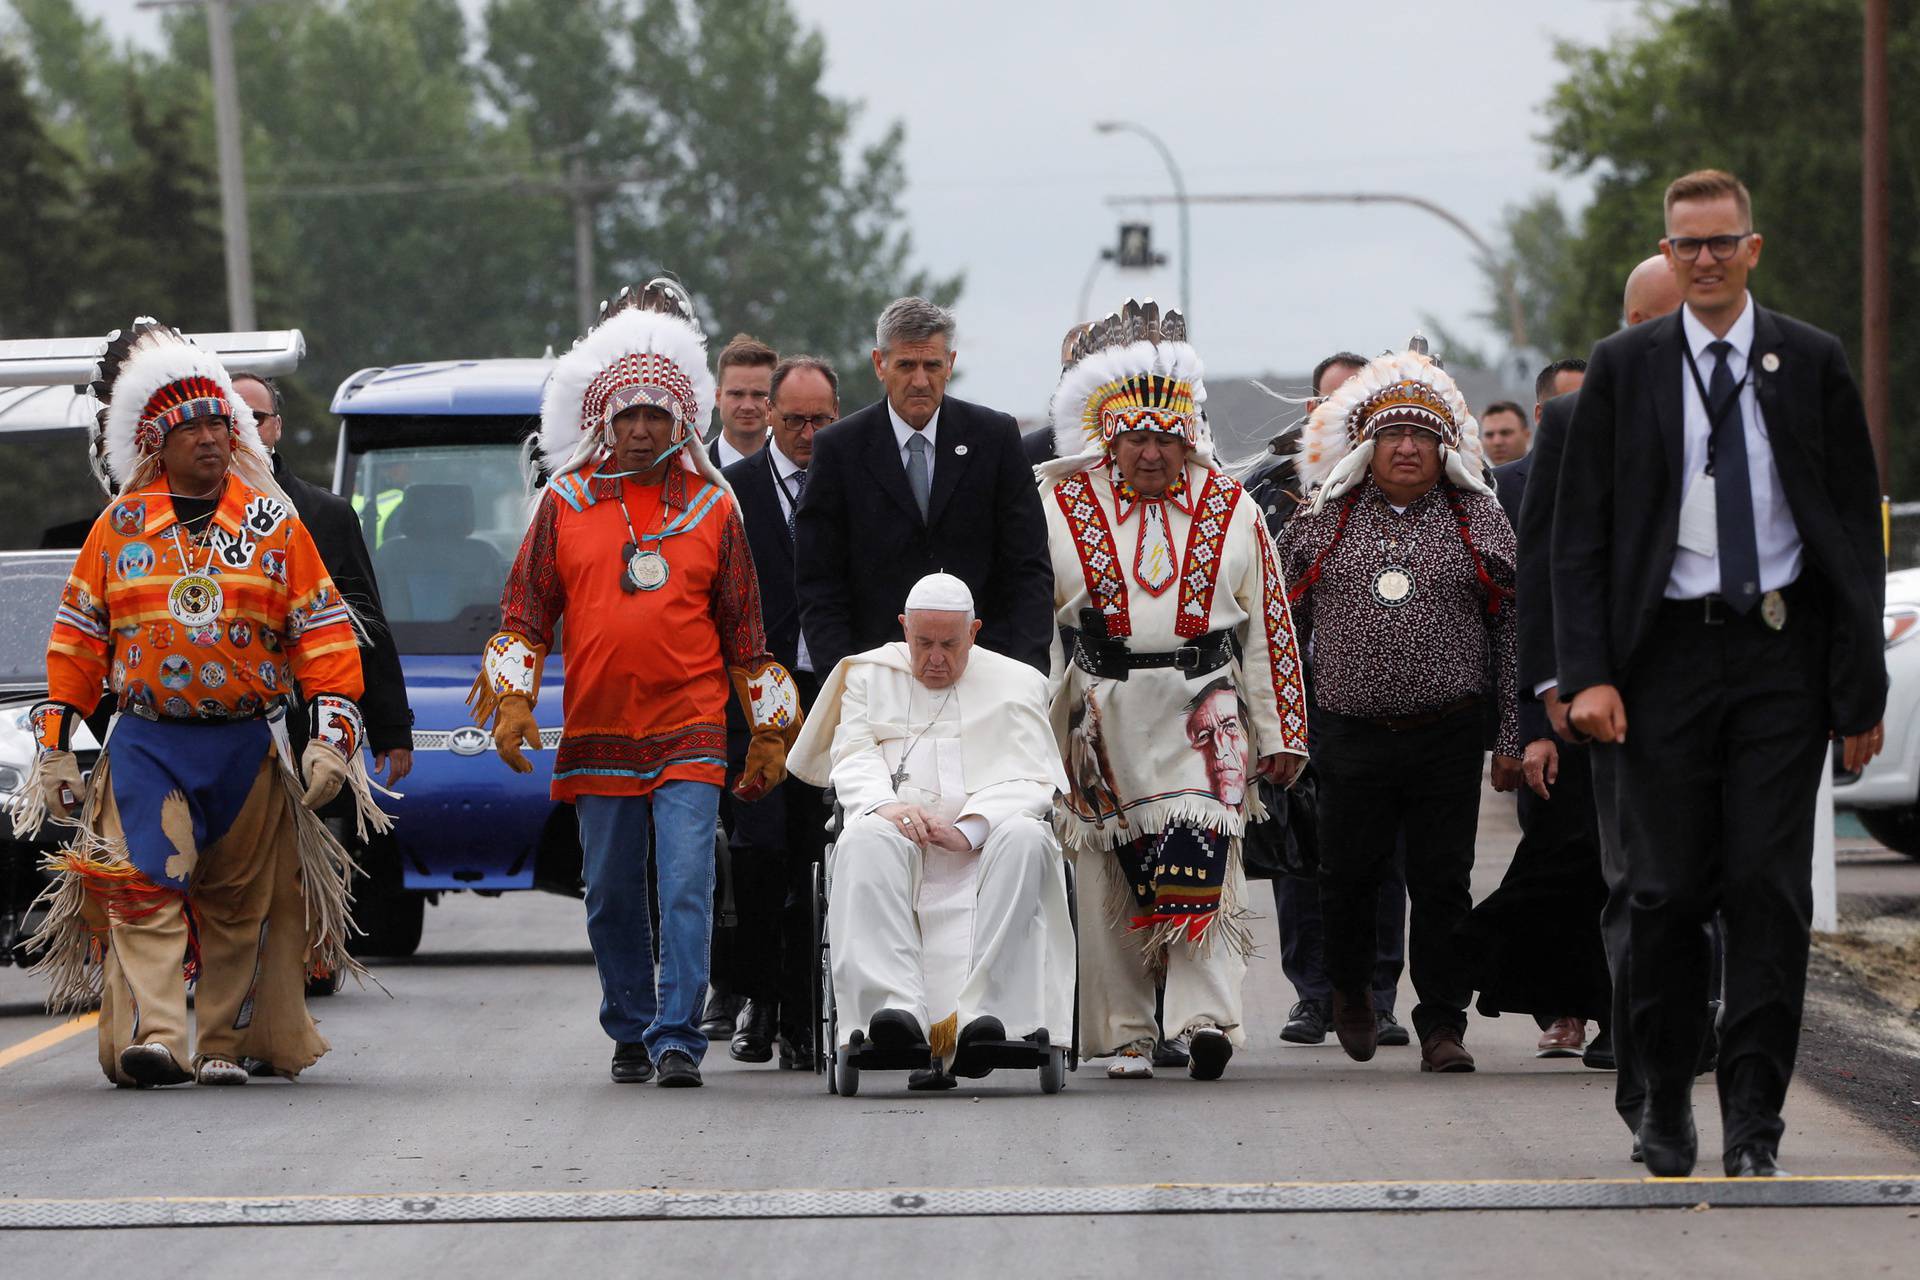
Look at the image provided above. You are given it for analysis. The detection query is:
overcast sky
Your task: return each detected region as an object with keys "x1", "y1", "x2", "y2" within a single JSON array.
[{"x1": 74, "y1": 0, "x2": 1646, "y2": 418}]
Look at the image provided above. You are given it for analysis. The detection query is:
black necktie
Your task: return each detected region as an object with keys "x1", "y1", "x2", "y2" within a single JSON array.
[{"x1": 1708, "y1": 339, "x2": 1760, "y2": 613}]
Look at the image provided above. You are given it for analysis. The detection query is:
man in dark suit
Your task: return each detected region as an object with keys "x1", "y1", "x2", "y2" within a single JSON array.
[
  {"x1": 795, "y1": 297, "x2": 1052, "y2": 673},
  {"x1": 232, "y1": 374, "x2": 413, "y2": 783},
  {"x1": 1554, "y1": 170, "x2": 1887, "y2": 1178},
  {"x1": 716, "y1": 355, "x2": 838, "y2": 1067}
]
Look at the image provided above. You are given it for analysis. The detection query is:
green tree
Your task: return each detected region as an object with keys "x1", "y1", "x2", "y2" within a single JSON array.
[
  {"x1": 607, "y1": 0, "x2": 962, "y2": 406},
  {"x1": 1491, "y1": 0, "x2": 1920, "y2": 489},
  {"x1": 0, "y1": 47, "x2": 81, "y2": 338}
]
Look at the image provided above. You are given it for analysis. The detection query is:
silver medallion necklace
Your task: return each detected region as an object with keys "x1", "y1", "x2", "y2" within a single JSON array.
[
  {"x1": 612, "y1": 480, "x2": 671, "y2": 593},
  {"x1": 1371, "y1": 517, "x2": 1421, "y2": 608}
]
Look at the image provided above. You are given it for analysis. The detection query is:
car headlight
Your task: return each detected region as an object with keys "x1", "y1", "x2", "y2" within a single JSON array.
[
  {"x1": 1886, "y1": 605, "x2": 1920, "y2": 649},
  {"x1": 0, "y1": 764, "x2": 23, "y2": 795}
]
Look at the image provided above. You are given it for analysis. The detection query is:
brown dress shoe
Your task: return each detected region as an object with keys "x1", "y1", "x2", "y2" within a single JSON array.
[
  {"x1": 1331, "y1": 989, "x2": 1377, "y2": 1062},
  {"x1": 1420, "y1": 1026, "x2": 1476, "y2": 1073},
  {"x1": 1535, "y1": 1016, "x2": 1585, "y2": 1058}
]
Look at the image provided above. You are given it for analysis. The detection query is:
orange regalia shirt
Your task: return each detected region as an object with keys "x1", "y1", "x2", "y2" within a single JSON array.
[
  {"x1": 498, "y1": 463, "x2": 771, "y2": 800},
  {"x1": 48, "y1": 476, "x2": 365, "y2": 720}
]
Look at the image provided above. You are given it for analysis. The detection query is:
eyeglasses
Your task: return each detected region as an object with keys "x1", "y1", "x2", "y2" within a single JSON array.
[
  {"x1": 777, "y1": 413, "x2": 834, "y2": 431},
  {"x1": 1373, "y1": 425, "x2": 1440, "y2": 448},
  {"x1": 1666, "y1": 232, "x2": 1753, "y2": 262}
]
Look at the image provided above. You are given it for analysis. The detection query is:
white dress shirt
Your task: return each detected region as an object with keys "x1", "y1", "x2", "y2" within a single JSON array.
[
  {"x1": 712, "y1": 432, "x2": 759, "y2": 470},
  {"x1": 767, "y1": 442, "x2": 812, "y2": 672},
  {"x1": 887, "y1": 398, "x2": 941, "y2": 488},
  {"x1": 1666, "y1": 294, "x2": 1804, "y2": 600}
]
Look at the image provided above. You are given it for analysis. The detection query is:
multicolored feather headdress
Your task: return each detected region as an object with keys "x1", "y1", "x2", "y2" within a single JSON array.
[
  {"x1": 1039, "y1": 298, "x2": 1211, "y2": 484},
  {"x1": 1295, "y1": 337, "x2": 1490, "y2": 511},
  {"x1": 538, "y1": 278, "x2": 723, "y2": 490},
  {"x1": 92, "y1": 318, "x2": 286, "y2": 505}
]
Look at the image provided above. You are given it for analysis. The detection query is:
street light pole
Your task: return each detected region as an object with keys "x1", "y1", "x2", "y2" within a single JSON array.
[
  {"x1": 1108, "y1": 190, "x2": 1529, "y2": 357},
  {"x1": 1095, "y1": 121, "x2": 1189, "y2": 320}
]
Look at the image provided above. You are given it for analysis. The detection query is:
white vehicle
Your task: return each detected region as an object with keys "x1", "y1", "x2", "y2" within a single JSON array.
[{"x1": 1831, "y1": 567, "x2": 1920, "y2": 858}]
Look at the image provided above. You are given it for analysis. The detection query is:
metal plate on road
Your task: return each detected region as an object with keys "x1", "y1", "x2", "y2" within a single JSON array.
[{"x1": 2, "y1": 1177, "x2": 1916, "y2": 1230}]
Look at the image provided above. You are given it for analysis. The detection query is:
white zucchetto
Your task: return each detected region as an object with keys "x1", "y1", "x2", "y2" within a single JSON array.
[{"x1": 904, "y1": 572, "x2": 974, "y2": 613}]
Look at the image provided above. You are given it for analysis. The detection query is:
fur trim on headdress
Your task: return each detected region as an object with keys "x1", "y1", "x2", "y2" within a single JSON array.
[
  {"x1": 1295, "y1": 344, "x2": 1490, "y2": 512},
  {"x1": 538, "y1": 279, "x2": 723, "y2": 492},
  {"x1": 1037, "y1": 299, "x2": 1211, "y2": 486},
  {"x1": 91, "y1": 319, "x2": 294, "y2": 512}
]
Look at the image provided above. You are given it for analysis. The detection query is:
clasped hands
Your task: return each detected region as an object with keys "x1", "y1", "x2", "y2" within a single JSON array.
[{"x1": 876, "y1": 801, "x2": 971, "y2": 851}]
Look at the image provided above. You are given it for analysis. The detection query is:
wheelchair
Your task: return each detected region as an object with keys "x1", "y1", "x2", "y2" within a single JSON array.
[{"x1": 809, "y1": 804, "x2": 1079, "y2": 1097}]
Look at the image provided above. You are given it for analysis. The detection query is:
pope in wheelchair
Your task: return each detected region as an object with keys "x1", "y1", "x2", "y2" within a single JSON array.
[{"x1": 788, "y1": 573, "x2": 1074, "y2": 1091}]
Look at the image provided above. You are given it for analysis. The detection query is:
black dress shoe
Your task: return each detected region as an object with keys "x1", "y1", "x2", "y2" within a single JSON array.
[
  {"x1": 907, "y1": 1067, "x2": 958, "y2": 1091},
  {"x1": 1187, "y1": 1027, "x2": 1233, "y2": 1080},
  {"x1": 1375, "y1": 1010, "x2": 1411, "y2": 1047},
  {"x1": 1630, "y1": 1136, "x2": 1644, "y2": 1164},
  {"x1": 730, "y1": 1000, "x2": 777, "y2": 1064},
  {"x1": 611, "y1": 1041, "x2": 655, "y2": 1084},
  {"x1": 1330, "y1": 989, "x2": 1377, "y2": 1062},
  {"x1": 1583, "y1": 1028, "x2": 1617, "y2": 1071},
  {"x1": 1280, "y1": 999, "x2": 1330, "y2": 1045},
  {"x1": 699, "y1": 992, "x2": 745, "y2": 1041},
  {"x1": 1725, "y1": 1146, "x2": 1784, "y2": 1177},
  {"x1": 867, "y1": 1008, "x2": 925, "y2": 1051},
  {"x1": 953, "y1": 1015, "x2": 1005, "y2": 1078},
  {"x1": 1637, "y1": 1100, "x2": 1698, "y2": 1178},
  {"x1": 655, "y1": 1049, "x2": 703, "y2": 1087}
]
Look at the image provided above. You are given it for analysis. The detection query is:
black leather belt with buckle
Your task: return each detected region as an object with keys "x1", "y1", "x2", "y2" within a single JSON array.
[{"x1": 1066, "y1": 626, "x2": 1235, "y2": 681}]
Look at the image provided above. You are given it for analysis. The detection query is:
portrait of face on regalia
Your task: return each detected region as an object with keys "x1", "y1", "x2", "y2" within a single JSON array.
[{"x1": 1184, "y1": 678, "x2": 1251, "y2": 806}]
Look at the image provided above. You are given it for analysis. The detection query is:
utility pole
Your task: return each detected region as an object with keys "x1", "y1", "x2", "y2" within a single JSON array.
[
  {"x1": 139, "y1": 0, "x2": 257, "y2": 330},
  {"x1": 1863, "y1": 0, "x2": 1891, "y2": 493},
  {"x1": 569, "y1": 155, "x2": 596, "y2": 334}
]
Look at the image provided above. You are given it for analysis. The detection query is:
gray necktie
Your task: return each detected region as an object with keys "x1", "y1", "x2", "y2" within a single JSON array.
[
  {"x1": 906, "y1": 432, "x2": 931, "y2": 521},
  {"x1": 786, "y1": 468, "x2": 806, "y2": 541}
]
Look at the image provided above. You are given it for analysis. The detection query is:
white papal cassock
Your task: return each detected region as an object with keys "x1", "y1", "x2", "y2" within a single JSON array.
[{"x1": 789, "y1": 642, "x2": 1074, "y2": 1061}]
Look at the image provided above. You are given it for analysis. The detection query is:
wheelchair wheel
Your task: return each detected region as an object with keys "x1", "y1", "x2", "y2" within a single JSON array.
[
  {"x1": 1039, "y1": 1045, "x2": 1067, "y2": 1095},
  {"x1": 835, "y1": 1028, "x2": 861, "y2": 1098},
  {"x1": 823, "y1": 927, "x2": 841, "y2": 1095},
  {"x1": 811, "y1": 859, "x2": 827, "y2": 1075}
]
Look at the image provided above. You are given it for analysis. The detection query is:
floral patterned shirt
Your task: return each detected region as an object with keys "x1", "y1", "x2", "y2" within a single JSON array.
[{"x1": 1277, "y1": 479, "x2": 1521, "y2": 758}]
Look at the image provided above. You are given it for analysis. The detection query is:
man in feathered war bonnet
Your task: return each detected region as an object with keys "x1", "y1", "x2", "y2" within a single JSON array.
[
  {"x1": 1039, "y1": 299, "x2": 1310, "y2": 1082},
  {"x1": 1276, "y1": 341, "x2": 1521, "y2": 1075},
  {"x1": 470, "y1": 280, "x2": 802, "y2": 1089},
  {"x1": 14, "y1": 319, "x2": 385, "y2": 1087}
]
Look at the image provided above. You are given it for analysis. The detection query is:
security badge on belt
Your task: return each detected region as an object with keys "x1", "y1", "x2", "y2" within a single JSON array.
[{"x1": 1759, "y1": 590, "x2": 1788, "y2": 631}]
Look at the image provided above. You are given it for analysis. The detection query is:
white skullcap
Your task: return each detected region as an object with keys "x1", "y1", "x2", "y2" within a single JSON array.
[{"x1": 904, "y1": 572, "x2": 973, "y2": 613}]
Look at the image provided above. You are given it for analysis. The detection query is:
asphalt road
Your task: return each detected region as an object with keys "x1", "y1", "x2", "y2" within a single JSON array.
[{"x1": 3, "y1": 790, "x2": 1918, "y2": 1276}]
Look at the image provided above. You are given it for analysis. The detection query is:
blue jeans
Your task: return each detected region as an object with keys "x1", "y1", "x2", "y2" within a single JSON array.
[{"x1": 576, "y1": 781, "x2": 720, "y2": 1062}]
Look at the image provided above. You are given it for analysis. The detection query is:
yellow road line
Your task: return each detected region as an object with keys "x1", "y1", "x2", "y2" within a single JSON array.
[{"x1": 0, "y1": 1013, "x2": 97, "y2": 1069}]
